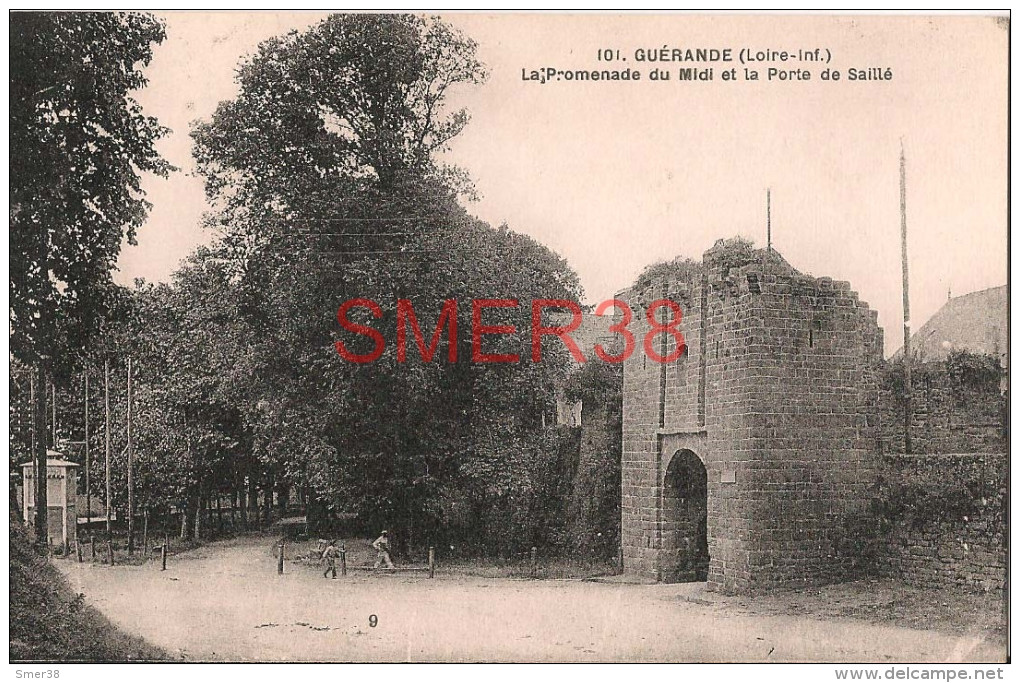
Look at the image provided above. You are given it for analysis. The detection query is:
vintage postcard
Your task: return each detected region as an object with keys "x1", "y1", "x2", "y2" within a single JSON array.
[{"x1": 8, "y1": 11, "x2": 1010, "y2": 671}]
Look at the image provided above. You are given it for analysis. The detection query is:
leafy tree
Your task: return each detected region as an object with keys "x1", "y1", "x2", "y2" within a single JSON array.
[
  {"x1": 10, "y1": 11, "x2": 172, "y2": 373},
  {"x1": 193, "y1": 15, "x2": 482, "y2": 208},
  {"x1": 10, "y1": 11, "x2": 171, "y2": 543},
  {"x1": 126, "y1": 257, "x2": 255, "y2": 538},
  {"x1": 189, "y1": 14, "x2": 587, "y2": 556}
]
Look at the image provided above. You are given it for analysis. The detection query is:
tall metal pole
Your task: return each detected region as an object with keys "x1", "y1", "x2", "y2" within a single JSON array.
[
  {"x1": 84, "y1": 373, "x2": 91, "y2": 528},
  {"x1": 127, "y1": 357, "x2": 134, "y2": 554},
  {"x1": 899, "y1": 144, "x2": 912, "y2": 454},
  {"x1": 29, "y1": 374, "x2": 37, "y2": 532},
  {"x1": 767, "y1": 188, "x2": 772, "y2": 253},
  {"x1": 104, "y1": 358, "x2": 112, "y2": 537},
  {"x1": 34, "y1": 366, "x2": 49, "y2": 546},
  {"x1": 29, "y1": 373, "x2": 36, "y2": 467},
  {"x1": 51, "y1": 383, "x2": 57, "y2": 449}
]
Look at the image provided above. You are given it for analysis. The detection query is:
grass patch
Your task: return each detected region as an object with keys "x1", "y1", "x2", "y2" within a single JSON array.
[{"x1": 9, "y1": 522, "x2": 170, "y2": 662}]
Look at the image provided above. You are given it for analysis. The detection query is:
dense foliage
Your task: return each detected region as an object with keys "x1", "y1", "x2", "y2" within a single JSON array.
[
  {"x1": 882, "y1": 350, "x2": 1004, "y2": 396},
  {"x1": 10, "y1": 13, "x2": 624, "y2": 563},
  {"x1": 10, "y1": 11, "x2": 172, "y2": 376}
]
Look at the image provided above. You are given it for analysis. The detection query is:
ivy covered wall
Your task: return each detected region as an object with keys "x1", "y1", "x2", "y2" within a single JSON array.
[{"x1": 874, "y1": 351, "x2": 1007, "y2": 592}]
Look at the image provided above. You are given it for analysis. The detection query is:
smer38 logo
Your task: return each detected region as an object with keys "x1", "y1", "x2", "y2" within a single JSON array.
[{"x1": 335, "y1": 299, "x2": 685, "y2": 364}]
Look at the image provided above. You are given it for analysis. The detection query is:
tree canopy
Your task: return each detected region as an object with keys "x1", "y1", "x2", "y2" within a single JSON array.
[
  {"x1": 184, "y1": 13, "x2": 588, "y2": 553},
  {"x1": 11, "y1": 13, "x2": 620, "y2": 563},
  {"x1": 10, "y1": 11, "x2": 172, "y2": 377}
]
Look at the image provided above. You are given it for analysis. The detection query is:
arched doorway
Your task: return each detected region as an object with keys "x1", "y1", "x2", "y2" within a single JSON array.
[{"x1": 661, "y1": 449, "x2": 709, "y2": 582}]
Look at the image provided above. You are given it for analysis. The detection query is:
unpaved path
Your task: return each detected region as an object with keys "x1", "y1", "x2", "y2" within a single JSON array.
[{"x1": 59, "y1": 535, "x2": 1005, "y2": 663}]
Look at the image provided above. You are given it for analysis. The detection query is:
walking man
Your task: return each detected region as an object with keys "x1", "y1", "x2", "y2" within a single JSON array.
[
  {"x1": 322, "y1": 539, "x2": 340, "y2": 579},
  {"x1": 372, "y1": 530, "x2": 394, "y2": 569}
]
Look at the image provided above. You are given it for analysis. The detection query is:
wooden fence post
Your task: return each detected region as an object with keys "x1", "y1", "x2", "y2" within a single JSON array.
[
  {"x1": 107, "y1": 539, "x2": 115, "y2": 566},
  {"x1": 161, "y1": 543, "x2": 167, "y2": 572},
  {"x1": 340, "y1": 542, "x2": 347, "y2": 577},
  {"x1": 76, "y1": 540, "x2": 83, "y2": 563},
  {"x1": 530, "y1": 546, "x2": 537, "y2": 579},
  {"x1": 428, "y1": 546, "x2": 435, "y2": 579},
  {"x1": 90, "y1": 536, "x2": 96, "y2": 561},
  {"x1": 278, "y1": 539, "x2": 285, "y2": 575}
]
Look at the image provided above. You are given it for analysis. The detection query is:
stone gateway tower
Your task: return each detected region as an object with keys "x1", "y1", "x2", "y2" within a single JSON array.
[{"x1": 620, "y1": 239, "x2": 884, "y2": 593}]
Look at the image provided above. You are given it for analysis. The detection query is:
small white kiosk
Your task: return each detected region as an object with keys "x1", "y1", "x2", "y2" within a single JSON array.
[{"x1": 21, "y1": 451, "x2": 78, "y2": 551}]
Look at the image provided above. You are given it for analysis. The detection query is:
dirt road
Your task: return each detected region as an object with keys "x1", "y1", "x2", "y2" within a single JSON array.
[{"x1": 59, "y1": 535, "x2": 1005, "y2": 663}]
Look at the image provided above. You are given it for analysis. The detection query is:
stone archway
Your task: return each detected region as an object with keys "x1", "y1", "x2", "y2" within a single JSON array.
[{"x1": 661, "y1": 449, "x2": 709, "y2": 582}]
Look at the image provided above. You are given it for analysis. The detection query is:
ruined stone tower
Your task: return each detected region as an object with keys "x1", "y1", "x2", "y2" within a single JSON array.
[{"x1": 620, "y1": 239, "x2": 884, "y2": 593}]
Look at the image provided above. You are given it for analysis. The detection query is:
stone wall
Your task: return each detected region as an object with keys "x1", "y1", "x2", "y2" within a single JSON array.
[
  {"x1": 620, "y1": 241, "x2": 884, "y2": 593},
  {"x1": 728, "y1": 267, "x2": 884, "y2": 592},
  {"x1": 621, "y1": 272, "x2": 712, "y2": 581},
  {"x1": 877, "y1": 452, "x2": 1006, "y2": 592},
  {"x1": 620, "y1": 241, "x2": 1005, "y2": 595},
  {"x1": 567, "y1": 367, "x2": 622, "y2": 561},
  {"x1": 879, "y1": 355, "x2": 1006, "y2": 455},
  {"x1": 875, "y1": 357, "x2": 1007, "y2": 592}
]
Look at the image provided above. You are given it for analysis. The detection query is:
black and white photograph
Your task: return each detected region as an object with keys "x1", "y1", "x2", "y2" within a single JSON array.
[{"x1": 7, "y1": 10, "x2": 1011, "y2": 671}]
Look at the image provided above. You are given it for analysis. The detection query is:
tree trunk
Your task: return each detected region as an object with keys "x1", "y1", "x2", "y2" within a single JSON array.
[
  {"x1": 193, "y1": 496, "x2": 202, "y2": 540},
  {"x1": 248, "y1": 477, "x2": 259, "y2": 529},
  {"x1": 126, "y1": 358, "x2": 134, "y2": 556},
  {"x1": 263, "y1": 475, "x2": 273, "y2": 526},
  {"x1": 179, "y1": 501, "x2": 188, "y2": 539},
  {"x1": 239, "y1": 484, "x2": 248, "y2": 530},
  {"x1": 278, "y1": 482, "x2": 289, "y2": 513}
]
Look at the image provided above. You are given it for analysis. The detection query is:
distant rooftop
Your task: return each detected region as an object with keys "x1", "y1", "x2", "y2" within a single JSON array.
[
  {"x1": 894, "y1": 285, "x2": 1007, "y2": 365},
  {"x1": 20, "y1": 450, "x2": 79, "y2": 469},
  {"x1": 20, "y1": 459, "x2": 80, "y2": 469}
]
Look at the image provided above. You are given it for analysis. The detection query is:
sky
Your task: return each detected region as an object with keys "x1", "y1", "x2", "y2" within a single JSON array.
[{"x1": 120, "y1": 12, "x2": 1009, "y2": 356}]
